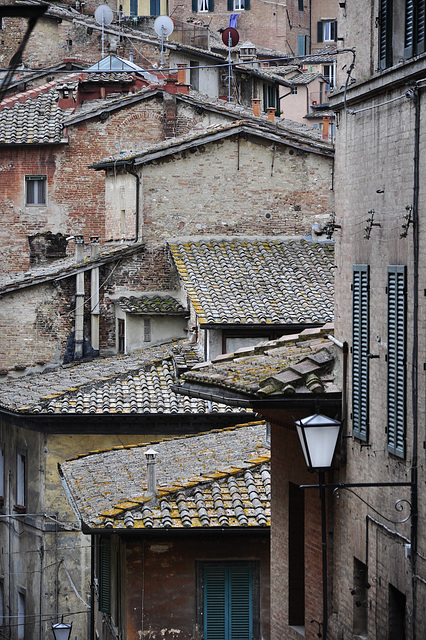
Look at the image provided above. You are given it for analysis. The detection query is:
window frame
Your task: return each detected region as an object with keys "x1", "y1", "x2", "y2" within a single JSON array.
[
  {"x1": 317, "y1": 20, "x2": 337, "y2": 43},
  {"x1": 25, "y1": 175, "x2": 46, "y2": 206},
  {"x1": 226, "y1": 0, "x2": 250, "y2": 11},
  {"x1": 386, "y1": 265, "x2": 406, "y2": 458},
  {"x1": 15, "y1": 450, "x2": 27, "y2": 513},
  {"x1": 352, "y1": 265, "x2": 370, "y2": 442},
  {"x1": 196, "y1": 560, "x2": 260, "y2": 640}
]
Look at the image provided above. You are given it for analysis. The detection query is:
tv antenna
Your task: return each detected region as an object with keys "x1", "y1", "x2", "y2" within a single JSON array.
[
  {"x1": 222, "y1": 27, "x2": 239, "y2": 102},
  {"x1": 95, "y1": 5, "x2": 114, "y2": 57},
  {"x1": 154, "y1": 16, "x2": 174, "y2": 67}
]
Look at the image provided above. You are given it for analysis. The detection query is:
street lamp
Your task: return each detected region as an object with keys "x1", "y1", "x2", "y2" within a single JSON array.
[
  {"x1": 295, "y1": 413, "x2": 414, "y2": 640},
  {"x1": 52, "y1": 617, "x2": 72, "y2": 640},
  {"x1": 295, "y1": 413, "x2": 341, "y2": 640}
]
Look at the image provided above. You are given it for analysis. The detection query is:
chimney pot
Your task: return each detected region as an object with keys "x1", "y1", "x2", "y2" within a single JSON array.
[
  {"x1": 267, "y1": 107, "x2": 275, "y2": 122},
  {"x1": 252, "y1": 98, "x2": 261, "y2": 117}
]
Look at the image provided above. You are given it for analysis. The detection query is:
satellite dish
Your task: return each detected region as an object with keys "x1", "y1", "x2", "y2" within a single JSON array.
[
  {"x1": 154, "y1": 15, "x2": 174, "y2": 37},
  {"x1": 222, "y1": 27, "x2": 239, "y2": 47},
  {"x1": 95, "y1": 5, "x2": 113, "y2": 26}
]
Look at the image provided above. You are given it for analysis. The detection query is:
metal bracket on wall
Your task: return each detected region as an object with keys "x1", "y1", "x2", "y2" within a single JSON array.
[
  {"x1": 400, "y1": 204, "x2": 413, "y2": 238},
  {"x1": 364, "y1": 210, "x2": 381, "y2": 239}
]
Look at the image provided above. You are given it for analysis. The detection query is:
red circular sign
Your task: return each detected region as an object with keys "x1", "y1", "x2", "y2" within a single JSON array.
[{"x1": 222, "y1": 27, "x2": 240, "y2": 47}]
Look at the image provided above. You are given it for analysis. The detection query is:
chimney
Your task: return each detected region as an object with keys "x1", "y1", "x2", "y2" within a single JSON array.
[
  {"x1": 90, "y1": 237, "x2": 100, "y2": 355},
  {"x1": 322, "y1": 115, "x2": 330, "y2": 140},
  {"x1": 74, "y1": 236, "x2": 85, "y2": 360},
  {"x1": 252, "y1": 98, "x2": 261, "y2": 117},
  {"x1": 267, "y1": 107, "x2": 275, "y2": 122},
  {"x1": 145, "y1": 448, "x2": 158, "y2": 500},
  {"x1": 177, "y1": 63, "x2": 187, "y2": 85}
]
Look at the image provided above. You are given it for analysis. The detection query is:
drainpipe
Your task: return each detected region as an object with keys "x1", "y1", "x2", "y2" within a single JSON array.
[
  {"x1": 74, "y1": 236, "x2": 84, "y2": 360},
  {"x1": 90, "y1": 237, "x2": 100, "y2": 356},
  {"x1": 123, "y1": 164, "x2": 140, "y2": 242}
]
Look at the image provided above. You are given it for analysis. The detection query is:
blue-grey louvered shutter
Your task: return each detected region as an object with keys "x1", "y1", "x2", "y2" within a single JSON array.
[
  {"x1": 204, "y1": 568, "x2": 227, "y2": 640},
  {"x1": 352, "y1": 265, "x2": 369, "y2": 441},
  {"x1": 230, "y1": 568, "x2": 253, "y2": 640},
  {"x1": 387, "y1": 266, "x2": 406, "y2": 458},
  {"x1": 379, "y1": 0, "x2": 392, "y2": 68},
  {"x1": 192, "y1": 0, "x2": 198, "y2": 12},
  {"x1": 99, "y1": 537, "x2": 111, "y2": 613}
]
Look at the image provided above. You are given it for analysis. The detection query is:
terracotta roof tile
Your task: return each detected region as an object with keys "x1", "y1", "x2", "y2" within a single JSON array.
[
  {"x1": 168, "y1": 238, "x2": 334, "y2": 326},
  {"x1": 117, "y1": 294, "x2": 186, "y2": 315},
  {"x1": 0, "y1": 87, "x2": 64, "y2": 144},
  {"x1": 59, "y1": 422, "x2": 270, "y2": 529}
]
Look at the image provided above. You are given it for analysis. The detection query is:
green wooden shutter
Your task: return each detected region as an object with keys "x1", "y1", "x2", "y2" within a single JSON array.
[
  {"x1": 415, "y1": 0, "x2": 426, "y2": 54},
  {"x1": 227, "y1": 0, "x2": 233, "y2": 10},
  {"x1": 298, "y1": 34, "x2": 307, "y2": 55},
  {"x1": 209, "y1": 0, "x2": 214, "y2": 10},
  {"x1": 230, "y1": 569, "x2": 253, "y2": 640},
  {"x1": 204, "y1": 567, "x2": 253, "y2": 640},
  {"x1": 245, "y1": 0, "x2": 250, "y2": 10},
  {"x1": 387, "y1": 266, "x2": 406, "y2": 458},
  {"x1": 192, "y1": 0, "x2": 198, "y2": 11},
  {"x1": 352, "y1": 265, "x2": 369, "y2": 441},
  {"x1": 99, "y1": 537, "x2": 111, "y2": 614},
  {"x1": 317, "y1": 21, "x2": 323, "y2": 43},
  {"x1": 405, "y1": 0, "x2": 415, "y2": 57},
  {"x1": 298, "y1": 0, "x2": 304, "y2": 10},
  {"x1": 379, "y1": 0, "x2": 393, "y2": 69}
]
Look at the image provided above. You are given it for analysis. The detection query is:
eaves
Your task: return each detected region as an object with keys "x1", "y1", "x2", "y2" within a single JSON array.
[
  {"x1": 81, "y1": 521, "x2": 270, "y2": 536},
  {"x1": 0, "y1": 243, "x2": 145, "y2": 296},
  {"x1": 0, "y1": 408, "x2": 249, "y2": 435}
]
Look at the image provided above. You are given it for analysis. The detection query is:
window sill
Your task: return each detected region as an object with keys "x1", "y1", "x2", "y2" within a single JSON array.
[{"x1": 289, "y1": 626, "x2": 305, "y2": 636}]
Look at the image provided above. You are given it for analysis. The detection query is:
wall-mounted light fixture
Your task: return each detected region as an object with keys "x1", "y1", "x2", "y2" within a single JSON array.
[
  {"x1": 52, "y1": 617, "x2": 72, "y2": 640},
  {"x1": 295, "y1": 413, "x2": 414, "y2": 640}
]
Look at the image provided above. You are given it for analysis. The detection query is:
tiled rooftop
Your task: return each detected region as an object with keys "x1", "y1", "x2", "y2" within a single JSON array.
[
  {"x1": 117, "y1": 294, "x2": 186, "y2": 315},
  {"x1": 0, "y1": 85, "x2": 65, "y2": 144},
  {"x1": 179, "y1": 325, "x2": 340, "y2": 398},
  {"x1": 0, "y1": 339, "x2": 250, "y2": 416},
  {"x1": 59, "y1": 422, "x2": 270, "y2": 529},
  {"x1": 168, "y1": 238, "x2": 334, "y2": 326}
]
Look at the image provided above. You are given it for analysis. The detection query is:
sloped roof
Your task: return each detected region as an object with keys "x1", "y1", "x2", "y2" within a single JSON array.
[
  {"x1": 0, "y1": 85, "x2": 65, "y2": 144},
  {"x1": 117, "y1": 294, "x2": 186, "y2": 315},
  {"x1": 59, "y1": 421, "x2": 270, "y2": 529},
  {"x1": 0, "y1": 339, "x2": 250, "y2": 417},
  {"x1": 176, "y1": 325, "x2": 340, "y2": 400},
  {"x1": 168, "y1": 238, "x2": 334, "y2": 326}
]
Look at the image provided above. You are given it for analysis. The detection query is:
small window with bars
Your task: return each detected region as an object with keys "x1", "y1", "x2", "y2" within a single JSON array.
[{"x1": 144, "y1": 318, "x2": 151, "y2": 342}]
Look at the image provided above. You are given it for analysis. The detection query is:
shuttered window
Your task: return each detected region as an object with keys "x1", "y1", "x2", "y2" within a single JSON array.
[
  {"x1": 99, "y1": 537, "x2": 111, "y2": 614},
  {"x1": 204, "y1": 567, "x2": 253, "y2": 640},
  {"x1": 352, "y1": 265, "x2": 370, "y2": 441},
  {"x1": 387, "y1": 266, "x2": 406, "y2": 458},
  {"x1": 379, "y1": 0, "x2": 393, "y2": 69},
  {"x1": 405, "y1": 0, "x2": 426, "y2": 58}
]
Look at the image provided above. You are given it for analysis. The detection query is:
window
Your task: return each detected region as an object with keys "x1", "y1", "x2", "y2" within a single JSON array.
[
  {"x1": 0, "y1": 580, "x2": 4, "y2": 627},
  {"x1": 317, "y1": 20, "x2": 337, "y2": 43},
  {"x1": 288, "y1": 483, "x2": 305, "y2": 626},
  {"x1": 144, "y1": 318, "x2": 151, "y2": 343},
  {"x1": 202, "y1": 566, "x2": 255, "y2": 640},
  {"x1": 16, "y1": 451, "x2": 26, "y2": 511},
  {"x1": 379, "y1": 0, "x2": 425, "y2": 69},
  {"x1": 25, "y1": 175, "x2": 46, "y2": 206},
  {"x1": 99, "y1": 537, "x2": 111, "y2": 614},
  {"x1": 387, "y1": 266, "x2": 406, "y2": 458},
  {"x1": 227, "y1": 0, "x2": 250, "y2": 11},
  {"x1": 323, "y1": 64, "x2": 336, "y2": 89},
  {"x1": 17, "y1": 590, "x2": 25, "y2": 640},
  {"x1": 118, "y1": 318, "x2": 125, "y2": 353},
  {"x1": 352, "y1": 265, "x2": 370, "y2": 441},
  {"x1": 193, "y1": 0, "x2": 214, "y2": 11},
  {"x1": 298, "y1": 0, "x2": 304, "y2": 10},
  {"x1": 130, "y1": 0, "x2": 138, "y2": 16},
  {"x1": 150, "y1": 0, "x2": 160, "y2": 14},
  {"x1": 389, "y1": 584, "x2": 406, "y2": 639},
  {"x1": 353, "y1": 559, "x2": 368, "y2": 635},
  {"x1": 263, "y1": 84, "x2": 279, "y2": 113},
  {"x1": 298, "y1": 34, "x2": 308, "y2": 55}
]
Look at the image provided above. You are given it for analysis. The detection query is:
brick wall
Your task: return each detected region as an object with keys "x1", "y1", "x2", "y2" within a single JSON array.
[{"x1": 104, "y1": 133, "x2": 334, "y2": 246}]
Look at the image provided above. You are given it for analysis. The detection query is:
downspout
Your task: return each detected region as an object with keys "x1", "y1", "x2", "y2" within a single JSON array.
[
  {"x1": 90, "y1": 237, "x2": 100, "y2": 356},
  {"x1": 74, "y1": 236, "x2": 85, "y2": 360},
  {"x1": 123, "y1": 164, "x2": 140, "y2": 242},
  {"x1": 407, "y1": 85, "x2": 420, "y2": 640}
]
